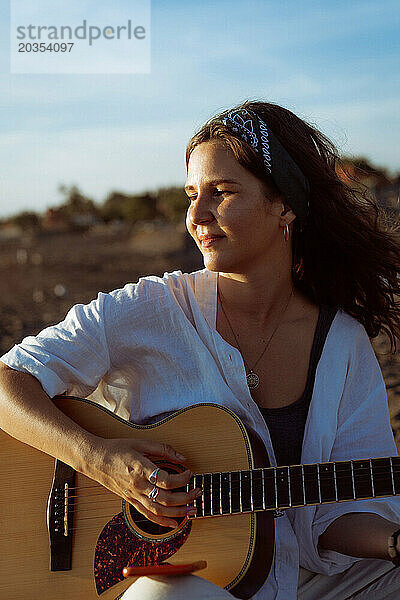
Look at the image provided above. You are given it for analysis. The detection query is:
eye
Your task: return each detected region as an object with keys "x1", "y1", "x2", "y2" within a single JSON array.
[
  {"x1": 187, "y1": 194, "x2": 197, "y2": 203},
  {"x1": 214, "y1": 189, "x2": 232, "y2": 197}
]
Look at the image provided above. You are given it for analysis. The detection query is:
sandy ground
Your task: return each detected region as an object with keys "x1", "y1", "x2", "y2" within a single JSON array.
[{"x1": 1, "y1": 226, "x2": 399, "y2": 448}]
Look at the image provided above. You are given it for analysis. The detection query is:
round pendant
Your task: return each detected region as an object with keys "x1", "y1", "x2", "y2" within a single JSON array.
[{"x1": 246, "y1": 371, "x2": 259, "y2": 389}]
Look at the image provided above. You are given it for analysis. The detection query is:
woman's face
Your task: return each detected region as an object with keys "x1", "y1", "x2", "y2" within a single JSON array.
[{"x1": 185, "y1": 140, "x2": 286, "y2": 275}]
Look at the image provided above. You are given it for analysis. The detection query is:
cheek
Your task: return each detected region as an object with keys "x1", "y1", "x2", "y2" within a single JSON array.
[{"x1": 185, "y1": 207, "x2": 195, "y2": 237}]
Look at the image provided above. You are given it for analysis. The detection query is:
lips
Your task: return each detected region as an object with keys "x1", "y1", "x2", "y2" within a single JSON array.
[{"x1": 198, "y1": 234, "x2": 224, "y2": 248}]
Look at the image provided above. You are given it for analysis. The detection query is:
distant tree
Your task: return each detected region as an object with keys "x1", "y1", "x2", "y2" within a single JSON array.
[
  {"x1": 100, "y1": 191, "x2": 157, "y2": 223},
  {"x1": 351, "y1": 157, "x2": 389, "y2": 179},
  {"x1": 57, "y1": 185, "x2": 99, "y2": 217},
  {"x1": 340, "y1": 156, "x2": 391, "y2": 183},
  {"x1": 100, "y1": 192, "x2": 126, "y2": 222},
  {"x1": 125, "y1": 193, "x2": 158, "y2": 222},
  {"x1": 11, "y1": 211, "x2": 41, "y2": 232},
  {"x1": 155, "y1": 186, "x2": 188, "y2": 222}
]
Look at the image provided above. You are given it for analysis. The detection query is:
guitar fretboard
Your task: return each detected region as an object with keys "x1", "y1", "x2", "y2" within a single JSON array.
[{"x1": 187, "y1": 457, "x2": 400, "y2": 518}]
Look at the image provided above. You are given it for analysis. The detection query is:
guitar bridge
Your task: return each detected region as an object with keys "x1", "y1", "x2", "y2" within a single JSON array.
[{"x1": 47, "y1": 460, "x2": 76, "y2": 571}]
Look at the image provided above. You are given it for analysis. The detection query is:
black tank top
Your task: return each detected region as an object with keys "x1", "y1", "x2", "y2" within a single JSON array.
[{"x1": 259, "y1": 306, "x2": 338, "y2": 467}]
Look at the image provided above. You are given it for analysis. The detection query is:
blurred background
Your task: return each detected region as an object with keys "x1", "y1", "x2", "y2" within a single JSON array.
[{"x1": 0, "y1": 0, "x2": 399, "y2": 441}]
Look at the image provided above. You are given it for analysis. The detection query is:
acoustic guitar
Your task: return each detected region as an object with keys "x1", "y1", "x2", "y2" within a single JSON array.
[{"x1": 1, "y1": 396, "x2": 399, "y2": 599}]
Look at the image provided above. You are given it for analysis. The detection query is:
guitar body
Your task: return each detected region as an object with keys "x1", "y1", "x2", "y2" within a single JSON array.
[{"x1": 0, "y1": 397, "x2": 274, "y2": 599}]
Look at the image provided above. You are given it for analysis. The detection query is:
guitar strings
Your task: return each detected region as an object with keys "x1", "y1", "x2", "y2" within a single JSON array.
[
  {"x1": 62, "y1": 464, "x2": 400, "y2": 495},
  {"x1": 61, "y1": 466, "x2": 400, "y2": 499},
  {"x1": 52, "y1": 468, "x2": 400, "y2": 531},
  {"x1": 53, "y1": 479, "x2": 400, "y2": 535},
  {"x1": 65, "y1": 476, "x2": 400, "y2": 503},
  {"x1": 54, "y1": 471, "x2": 400, "y2": 522},
  {"x1": 58, "y1": 472, "x2": 400, "y2": 534}
]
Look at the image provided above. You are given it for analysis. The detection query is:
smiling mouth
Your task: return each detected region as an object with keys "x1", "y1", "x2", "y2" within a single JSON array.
[{"x1": 200, "y1": 236, "x2": 224, "y2": 248}]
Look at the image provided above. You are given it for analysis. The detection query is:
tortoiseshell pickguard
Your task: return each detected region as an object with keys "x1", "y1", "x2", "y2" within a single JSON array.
[{"x1": 94, "y1": 512, "x2": 192, "y2": 595}]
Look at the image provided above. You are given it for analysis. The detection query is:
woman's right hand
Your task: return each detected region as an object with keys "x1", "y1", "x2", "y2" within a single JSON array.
[{"x1": 85, "y1": 436, "x2": 202, "y2": 528}]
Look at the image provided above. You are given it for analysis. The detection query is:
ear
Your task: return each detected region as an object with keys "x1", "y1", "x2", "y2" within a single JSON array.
[{"x1": 280, "y1": 204, "x2": 296, "y2": 227}]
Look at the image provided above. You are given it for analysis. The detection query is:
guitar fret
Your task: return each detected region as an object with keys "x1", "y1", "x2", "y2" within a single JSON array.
[
  {"x1": 202, "y1": 473, "x2": 211, "y2": 516},
  {"x1": 220, "y1": 473, "x2": 230, "y2": 514},
  {"x1": 390, "y1": 457, "x2": 396, "y2": 495},
  {"x1": 241, "y1": 471, "x2": 251, "y2": 512},
  {"x1": 201, "y1": 474, "x2": 206, "y2": 516},
  {"x1": 303, "y1": 464, "x2": 320, "y2": 504},
  {"x1": 210, "y1": 473, "x2": 213, "y2": 516},
  {"x1": 251, "y1": 469, "x2": 263, "y2": 511},
  {"x1": 250, "y1": 470, "x2": 254, "y2": 512},
  {"x1": 191, "y1": 474, "x2": 197, "y2": 516},
  {"x1": 350, "y1": 461, "x2": 356, "y2": 499},
  {"x1": 333, "y1": 463, "x2": 338, "y2": 501},
  {"x1": 239, "y1": 471, "x2": 243, "y2": 513},
  {"x1": 219, "y1": 473, "x2": 223, "y2": 515},
  {"x1": 317, "y1": 464, "x2": 321, "y2": 503},
  {"x1": 200, "y1": 475, "x2": 204, "y2": 517},
  {"x1": 319, "y1": 463, "x2": 337, "y2": 502},
  {"x1": 201, "y1": 475, "x2": 205, "y2": 516},
  {"x1": 229, "y1": 472, "x2": 232, "y2": 513},
  {"x1": 262, "y1": 469, "x2": 266, "y2": 509},
  {"x1": 263, "y1": 469, "x2": 276, "y2": 509},
  {"x1": 194, "y1": 474, "x2": 204, "y2": 517},
  {"x1": 189, "y1": 456, "x2": 400, "y2": 522},
  {"x1": 288, "y1": 466, "x2": 305, "y2": 506},
  {"x1": 189, "y1": 474, "x2": 196, "y2": 516},
  {"x1": 372, "y1": 458, "x2": 394, "y2": 497},
  {"x1": 211, "y1": 473, "x2": 220, "y2": 515},
  {"x1": 392, "y1": 457, "x2": 400, "y2": 493},
  {"x1": 230, "y1": 472, "x2": 240, "y2": 513},
  {"x1": 276, "y1": 468, "x2": 290, "y2": 508},
  {"x1": 369, "y1": 459, "x2": 375, "y2": 497},
  {"x1": 353, "y1": 461, "x2": 373, "y2": 498}
]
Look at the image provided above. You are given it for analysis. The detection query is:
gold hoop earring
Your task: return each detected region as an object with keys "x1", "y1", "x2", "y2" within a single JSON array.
[{"x1": 283, "y1": 224, "x2": 290, "y2": 242}]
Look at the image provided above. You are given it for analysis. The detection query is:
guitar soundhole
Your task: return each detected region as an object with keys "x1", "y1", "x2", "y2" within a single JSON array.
[
  {"x1": 125, "y1": 461, "x2": 186, "y2": 537},
  {"x1": 127, "y1": 504, "x2": 185, "y2": 536}
]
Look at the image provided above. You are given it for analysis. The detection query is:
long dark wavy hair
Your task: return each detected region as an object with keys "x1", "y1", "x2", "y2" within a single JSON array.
[{"x1": 186, "y1": 100, "x2": 400, "y2": 352}]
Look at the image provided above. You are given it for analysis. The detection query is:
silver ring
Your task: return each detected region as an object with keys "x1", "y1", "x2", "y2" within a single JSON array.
[
  {"x1": 147, "y1": 485, "x2": 159, "y2": 502},
  {"x1": 149, "y1": 467, "x2": 161, "y2": 485}
]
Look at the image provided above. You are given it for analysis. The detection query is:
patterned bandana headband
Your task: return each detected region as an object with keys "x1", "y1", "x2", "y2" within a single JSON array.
[{"x1": 218, "y1": 108, "x2": 310, "y2": 226}]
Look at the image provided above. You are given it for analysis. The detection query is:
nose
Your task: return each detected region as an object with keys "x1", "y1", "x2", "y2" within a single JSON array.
[{"x1": 187, "y1": 190, "x2": 215, "y2": 226}]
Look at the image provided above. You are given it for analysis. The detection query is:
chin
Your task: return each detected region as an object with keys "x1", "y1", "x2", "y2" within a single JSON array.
[{"x1": 202, "y1": 253, "x2": 235, "y2": 273}]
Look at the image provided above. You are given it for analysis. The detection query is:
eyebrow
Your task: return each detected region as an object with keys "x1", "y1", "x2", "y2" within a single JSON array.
[{"x1": 184, "y1": 178, "x2": 241, "y2": 191}]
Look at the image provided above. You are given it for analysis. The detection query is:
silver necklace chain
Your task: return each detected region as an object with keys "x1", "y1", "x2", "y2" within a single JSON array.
[{"x1": 217, "y1": 282, "x2": 294, "y2": 389}]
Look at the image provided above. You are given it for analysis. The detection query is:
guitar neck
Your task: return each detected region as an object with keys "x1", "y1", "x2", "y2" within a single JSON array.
[{"x1": 189, "y1": 456, "x2": 400, "y2": 518}]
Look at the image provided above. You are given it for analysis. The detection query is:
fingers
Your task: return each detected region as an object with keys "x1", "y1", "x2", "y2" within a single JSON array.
[
  {"x1": 109, "y1": 438, "x2": 202, "y2": 529},
  {"x1": 124, "y1": 454, "x2": 199, "y2": 516},
  {"x1": 133, "y1": 439, "x2": 187, "y2": 464},
  {"x1": 155, "y1": 467, "x2": 194, "y2": 491},
  {"x1": 130, "y1": 454, "x2": 193, "y2": 492},
  {"x1": 126, "y1": 468, "x2": 201, "y2": 510},
  {"x1": 124, "y1": 487, "x2": 201, "y2": 529},
  {"x1": 126, "y1": 495, "x2": 180, "y2": 529},
  {"x1": 130, "y1": 438, "x2": 193, "y2": 490},
  {"x1": 144, "y1": 485, "x2": 202, "y2": 508},
  {"x1": 146, "y1": 498, "x2": 197, "y2": 520}
]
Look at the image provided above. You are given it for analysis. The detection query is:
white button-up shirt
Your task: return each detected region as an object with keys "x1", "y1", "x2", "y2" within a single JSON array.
[{"x1": 2, "y1": 268, "x2": 400, "y2": 599}]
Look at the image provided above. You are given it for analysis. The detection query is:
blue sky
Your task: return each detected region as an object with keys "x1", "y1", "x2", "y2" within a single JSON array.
[{"x1": 0, "y1": 0, "x2": 399, "y2": 217}]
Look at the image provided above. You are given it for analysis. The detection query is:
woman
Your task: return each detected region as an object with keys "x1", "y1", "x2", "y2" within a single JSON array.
[{"x1": 1, "y1": 101, "x2": 400, "y2": 599}]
